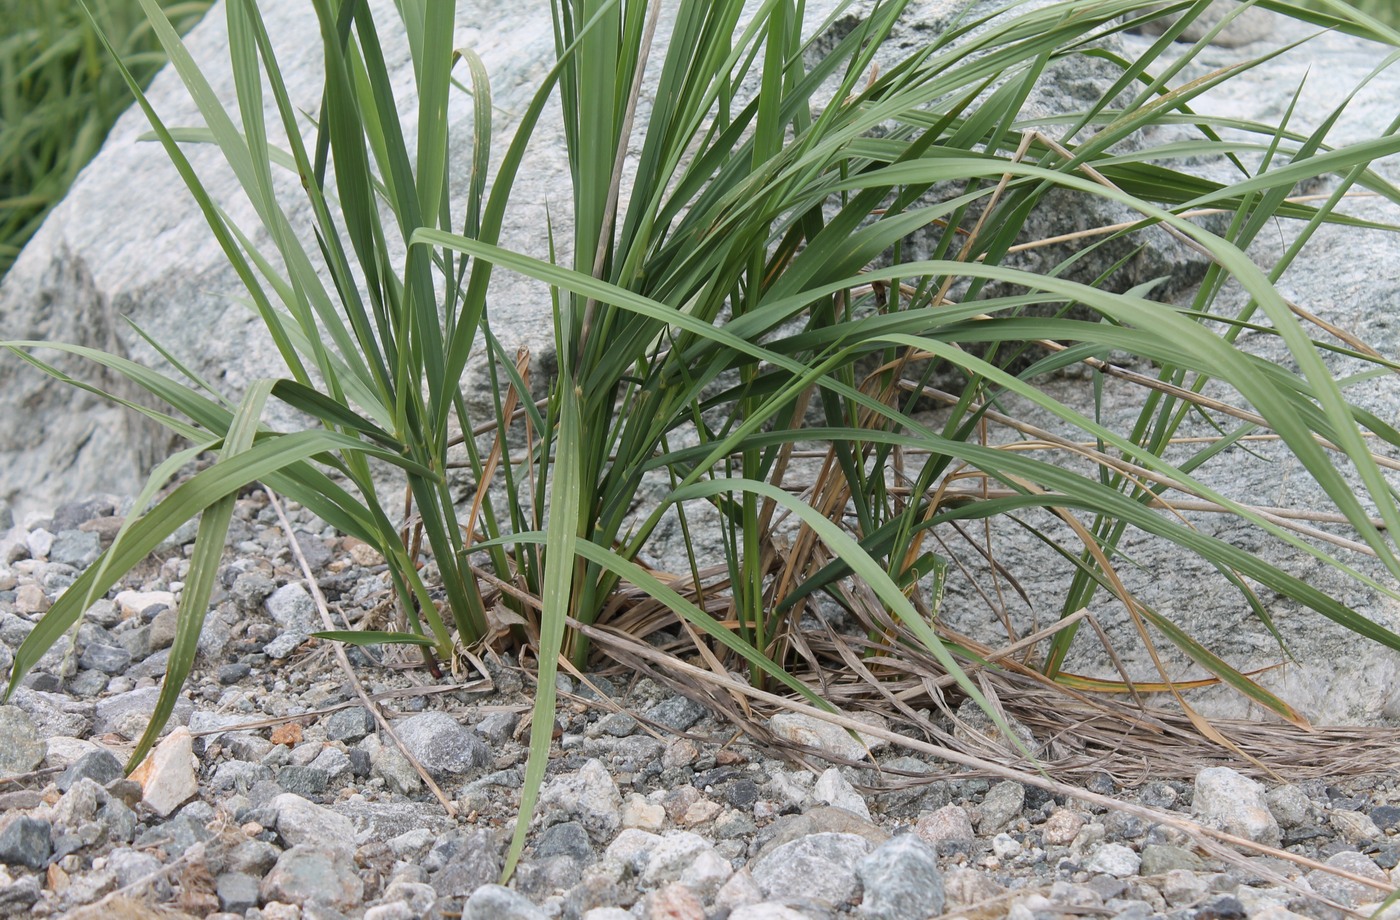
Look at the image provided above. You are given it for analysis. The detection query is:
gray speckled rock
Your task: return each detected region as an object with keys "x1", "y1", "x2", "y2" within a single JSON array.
[
  {"x1": 750, "y1": 831, "x2": 871, "y2": 907},
  {"x1": 265, "y1": 582, "x2": 317, "y2": 633},
  {"x1": 0, "y1": 706, "x2": 46, "y2": 775},
  {"x1": 976, "y1": 780, "x2": 1025, "y2": 835},
  {"x1": 93, "y1": 686, "x2": 193, "y2": 736},
  {"x1": 638, "y1": 830, "x2": 716, "y2": 888},
  {"x1": 464, "y1": 884, "x2": 548, "y2": 920},
  {"x1": 643, "y1": 695, "x2": 706, "y2": 732},
  {"x1": 1305, "y1": 850, "x2": 1389, "y2": 908},
  {"x1": 1192, "y1": 767, "x2": 1280, "y2": 847},
  {"x1": 1086, "y1": 842, "x2": 1141, "y2": 878},
  {"x1": 540, "y1": 759, "x2": 623, "y2": 843},
  {"x1": 325, "y1": 705, "x2": 376, "y2": 742},
  {"x1": 272, "y1": 792, "x2": 356, "y2": 856},
  {"x1": 260, "y1": 844, "x2": 364, "y2": 910},
  {"x1": 857, "y1": 835, "x2": 944, "y2": 920},
  {"x1": 393, "y1": 711, "x2": 490, "y2": 779}
]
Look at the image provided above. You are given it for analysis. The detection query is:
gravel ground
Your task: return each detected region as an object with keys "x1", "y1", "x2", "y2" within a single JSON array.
[{"x1": 1, "y1": 491, "x2": 1399, "y2": 920}]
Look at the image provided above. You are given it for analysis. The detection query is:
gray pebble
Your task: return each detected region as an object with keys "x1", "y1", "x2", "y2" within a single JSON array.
[
  {"x1": 0, "y1": 816, "x2": 52, "y2": 869},
  {"x1": 475, "y1": 709, "x2": 519, "y2": 745},
  {"x1": 57, "y1": 749, "x2": 124, "y2": 792},
  {"x1": 231, "y1": 572, "x2": 276, "y2": 611},
  {"x1": 325, "y1": 705, "x2": 376, "y2": 742},
  {"x1": 1266, "y1": 784, "x2": 1312, "y2": 829},
  {"x1": 106, "y1": 847, "x2": 163, "y2": 886},
  {"x1": 217, "y1": 662, "x2": 252, "y2": 685},
  {"x1": 292, "y1": 530, "x2": 334, "y2": 573},
  {"x1": 260, "y1": 844, "x2": 364, "y2": 910},
  {"x1": 536, "y1": 820, "x2": 594, "y2": 862},
  {"x1": 278, "y1": 764, "x2": 330, "y2": 796},
  {"x1": 0, "y1": 876, "x2": 41, "y2": 912},
  {"x1": 94, "y1": 686, "x2": 192, "y2": 736},
  {"x1": 644, "y1": 695, "x2": 706, "y2": 732},
  {"x1": 393, "y1": 711, "x2": 490, "y2": 779},
  {"x1": 977, "y1": 780, "x2": 1025, "y2": 835},
  {"x1": 266, "y1": 582, "x2": 318, "y2": 632},
  {"x1": 67, "y1": 668, "x2": 110, "y2": 695},
  {"x1": 79, "y1": 641, "x2": 132, "y2": 674},
  {"x1": 49, "y1": 529, "x2": 101, "y2": 568},
  {"x1": 0, "y1": 706, "x2": 47, "y2": 775},
  {"x1": 1193, "y1": 767, "x2": 1280, "y2": 847},
  {"x1": 216, "y1": 871, "x2": 262, "y2": 913},
  {"x1": 428, "y1": 831, "x2": 504, "y2": 898},
  {"x1": 857, "y1": 835, "x2": 944, "y2": 920},
  {"x1": 464, "y1": 883, "x2": 549, "y2": 920},
  {"x1": 750, "y1": 831, "x2": 870, "y2": 906}
]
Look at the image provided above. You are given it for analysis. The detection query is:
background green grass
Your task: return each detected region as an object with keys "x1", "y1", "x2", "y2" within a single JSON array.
[{"x1": 0, "y1": 0, "x2": 209, "y2": 278}]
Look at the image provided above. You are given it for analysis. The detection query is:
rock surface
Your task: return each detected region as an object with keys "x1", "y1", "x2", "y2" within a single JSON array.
[{"x1": 0, "y1": 491, "x2": 1396, "y2": 917}]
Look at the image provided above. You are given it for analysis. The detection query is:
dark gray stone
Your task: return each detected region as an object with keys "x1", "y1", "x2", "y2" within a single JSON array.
[
  {"x1": 325, "y1": 706, "x2": 376, "y2": 742},
  {"x1": 1371, "y1": 805, "x2": 1400, "y2": 831},
  {"x1": 475, "y1": 710, "x2": 519, "y2": 745},
  {"x1": 217, "y1": 662, "x2": 252, "y2": 684},
  {"x1": 79, "y1": 642, "x2": 132, "y2": 674},
  {"x1": 277, "y1": 764, "x2": 329, "y2": 796},
  {"x1": 57, "y1": 749, "x2": 124, "y2": 792},
  {"x1": 216, "y1": 871, "x2": 262, "y2": 913},
  {"x1": 48, "y1": 529, "x2": 101, "y2": 568},
  {"x1": 134, "y1": 812, "x2": 211, "y2": 858},
  {"x1": 347, "y1": 747, "x2": 371, "y2": 777},
  {"x1": 535, "y1": 821, "x2": 594, "y2": 863},
  {"x1": 0, "y1": 816, "x2": 52, "y2": 869},
  {"x1": 50, "y1": 498, "x2": 111, "y2": 531},
  {"x1": 643, "y1": 695, "x2": 706, "y2": 732},
  {"x1": 0, "y1": 876, "x2": 40, "y2": 913},
  {"x1": 857, "y1": 835, "x2": 945, "y2": 920}
]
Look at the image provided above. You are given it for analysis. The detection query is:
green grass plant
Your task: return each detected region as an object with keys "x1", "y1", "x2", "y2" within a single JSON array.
[
  {"x1": 6, "y1": 0, "x2": 1400, "y2": 881},
  {"x1": 0, "y1": 0, "x2": 209, "y2": 277}
]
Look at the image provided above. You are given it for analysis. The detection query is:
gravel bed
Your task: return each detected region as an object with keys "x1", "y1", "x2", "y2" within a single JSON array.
[{"x1": 1, "y1": 492, "x2": 1399, "y2": 920}]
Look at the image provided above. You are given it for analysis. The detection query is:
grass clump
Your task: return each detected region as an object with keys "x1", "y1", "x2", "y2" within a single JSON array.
[
  {"x1": 0, "y1": 0, "x2": 209, "y2": 277},
  {"x1": 5, "y1": 0, "x2": 1400, "y2": 881}
]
